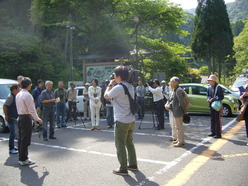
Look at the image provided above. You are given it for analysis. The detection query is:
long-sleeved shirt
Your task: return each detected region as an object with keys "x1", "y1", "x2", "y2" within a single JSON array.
[
  {"x1": 16, "y1": 89, "x2": 41, "y2": 121},
  {"x1": 148, "y1": 86, "x2": 163, "y2": 102},
  {"x1": 207, "y1": 83, "x2": 224, "y2": 104},
  {"x1": 67, "y1": 87, "x2": 77, "y2": 101},
  {"x1": 54, "y1": 88, "x2": 67, "y2": 102}
]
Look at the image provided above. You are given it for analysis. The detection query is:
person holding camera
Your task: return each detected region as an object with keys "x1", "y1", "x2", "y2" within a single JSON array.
[
  {"x1": 104, "y1": 65, "x2": 137, "y2": 176},
  {"x1": 83, "y1": 83, "x2": 91, "y2": 120},
  {"x1": 54, "y1": 81, "x2": 67, "y2": 128},
  {"x1": 66, "y1": 82, "x2": 77, "y2": 121},
  {"x1": 89, "y1": 79, "x2": 102, "y2": 130},
  {"x1": 147, "y1": 79, "x2": 165, "y2": 130}
]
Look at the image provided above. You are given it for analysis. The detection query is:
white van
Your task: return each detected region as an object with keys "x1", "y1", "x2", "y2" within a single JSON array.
[{"x1": 0, "y1": 79, "x2": 18, "y2": 133}]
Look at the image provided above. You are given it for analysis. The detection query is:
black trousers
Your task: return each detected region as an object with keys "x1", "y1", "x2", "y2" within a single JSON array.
[
  {"x1": 210, "y1": 107, "x2": 222, "y2": 136},
  {"x1": 18, "y1": 115, "x2": 33, "y2": 161},
  {"x1": 136, "y1": 97, "x2": 145, "y2": 118},
  {"x1": 154, "y1": 99, "x2": 165, "y2": 129},
  {"x1": 67, "y1": 101, "x2": 77, "y2": 120}
]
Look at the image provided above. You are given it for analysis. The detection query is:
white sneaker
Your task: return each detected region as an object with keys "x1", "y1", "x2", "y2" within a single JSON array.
[{"x1": 19, "y1": 159, "x2": 35, "y2": 166}]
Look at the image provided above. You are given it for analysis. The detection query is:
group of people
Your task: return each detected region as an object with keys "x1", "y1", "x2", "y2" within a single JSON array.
[{"x1": 3, "y1": 67, "x2": 248, "y2": 176}]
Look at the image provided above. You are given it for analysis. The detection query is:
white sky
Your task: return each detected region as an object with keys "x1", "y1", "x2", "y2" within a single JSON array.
[{"x1": 169, "y1": 0, "x2": 236, "y2": 10}]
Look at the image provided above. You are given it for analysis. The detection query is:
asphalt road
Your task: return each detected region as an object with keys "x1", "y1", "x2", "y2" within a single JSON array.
[{"x1": 0, "y1": 113, "x2": 247, "y2": 186}]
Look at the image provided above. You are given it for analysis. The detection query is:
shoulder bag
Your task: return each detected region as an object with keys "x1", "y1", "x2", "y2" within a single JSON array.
[
  {"x1": 120, "y1": 83, "x2": 140, "y2": 115},
  {"x1": 211, "y1": 85, "x2": 222, "y2": 111}
]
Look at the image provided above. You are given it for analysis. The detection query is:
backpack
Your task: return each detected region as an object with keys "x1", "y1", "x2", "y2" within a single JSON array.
[{"x1": 176, "y1": 87, "x2": 192, "y2": 109}]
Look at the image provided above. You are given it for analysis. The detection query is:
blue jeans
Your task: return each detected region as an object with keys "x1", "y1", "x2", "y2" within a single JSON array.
[
  {"x1": 106, "y1": 106, "x2": 114, "y2": 126},
  {"x1": 8, "y1": 119, "x2": 17, "y2": 150},
  {"x1": 56, "y1": 102, "x2": 66, "y2": 126},
  {"x1": 42, "y1": 107, "x2": 55, "y2": 138}
]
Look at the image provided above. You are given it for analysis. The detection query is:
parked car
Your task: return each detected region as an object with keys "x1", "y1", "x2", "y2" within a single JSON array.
[
  {"x1": 180, "y1": 83, "x2": 239, "y2": 117},
  {"x1": 219, "y1": 84, "x2": 242, "y2": 107},
  {"x1": 0, "y1": 79, "x2": 18, "y2": 132},
  {"x1": 66, "y1": 86, "x2": 85, "y2": 113},
  {"x1": 230, "y1": 80, "x2": 247, "y2": 92}
]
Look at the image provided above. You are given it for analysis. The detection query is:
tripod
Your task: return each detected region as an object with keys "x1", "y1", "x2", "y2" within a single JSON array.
[
  {"x1": 138, "y1": 96, "x2": 158, "y2": 129},
  {"x1": 66, "y1": 101, "x2": 86, "y2": 128}
]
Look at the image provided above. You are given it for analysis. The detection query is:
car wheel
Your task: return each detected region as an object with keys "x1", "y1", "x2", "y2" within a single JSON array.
[
  {"x1": 223, "y1": 104, "x2": 231, "y2": 117},
  {"x1": 0, "y1": 117, "x2": 6, "y2": 133}
]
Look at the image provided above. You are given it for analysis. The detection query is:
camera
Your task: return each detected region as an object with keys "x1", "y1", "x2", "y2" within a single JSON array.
[{"x1": 145, "y1": 80, "x2": 154, "y2": 87}]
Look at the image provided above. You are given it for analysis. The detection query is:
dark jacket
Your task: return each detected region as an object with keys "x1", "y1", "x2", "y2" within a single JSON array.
[
  {"x1": 4, "y1": 93, "x2": 18, "y2": 120},
  {"x1": 32, "y1": 86, "x2": 44, "y2": 108},
  {"x1": 207, "y1": 83, "x2": 224, "y2": 106},
  {"x1": 172, "y1": 86, "x2": 187, "y2": 118}
]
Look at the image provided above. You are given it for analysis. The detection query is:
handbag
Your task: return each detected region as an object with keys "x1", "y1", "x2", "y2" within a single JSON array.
[
  {"x1": 183, "y1": 113, "x2": 191, "y2": 124},
  {"x1": 120, "y1": 83, "x2": 140, "y2": 115},
  {"x1": 236, "y1": 101, "x2": 248, "y2": 122},
  {"x1": 211, "y1": 85, "x2": 222, "y2": 111}
]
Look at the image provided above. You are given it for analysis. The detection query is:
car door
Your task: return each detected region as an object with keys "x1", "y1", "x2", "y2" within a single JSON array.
[{"x1": 190, "y1": 85, "x2": 209, "y2": 112}]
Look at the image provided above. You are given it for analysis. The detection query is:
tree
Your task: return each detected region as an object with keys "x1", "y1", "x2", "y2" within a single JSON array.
[
  {"x1": 191, "y1": 0, "x2": 234, "y2": 80},
  {"x1": 233, "y1": 20, "x2": 248, "y2": 75},
  {"x1": 231, "y1": 20, "x2": 245, "y2": 37}
]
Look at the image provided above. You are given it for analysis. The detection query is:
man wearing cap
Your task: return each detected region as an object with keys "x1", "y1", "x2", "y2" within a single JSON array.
[
  {"x1": 136, "y1": 80, "x2": 146, "y2": 119},
  {"x1": 207, "y1": 75, "x2": 224, "y2": 138},
  {"x1": 66, "y1": 82, "x2": 77, "y2": 121},
  {"x1": 161, "y1": 80, "x2": 170, "y2": 119},
  {"x1": 83, "y1": 83, "x2": 91, "y2": 120},
  {"x1": 165, "y1": 77, "x2": 187, "y2": 147}
]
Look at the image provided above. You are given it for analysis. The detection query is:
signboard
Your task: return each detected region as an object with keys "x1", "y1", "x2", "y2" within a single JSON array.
[{"x1": 85, "y1": 64, "x2": 120, "y2": 83}]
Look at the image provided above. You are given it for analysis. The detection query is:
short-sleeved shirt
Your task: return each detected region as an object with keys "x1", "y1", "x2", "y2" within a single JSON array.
[{"x1": 108, "y1": 82, "x2": 135, "y2": 124}]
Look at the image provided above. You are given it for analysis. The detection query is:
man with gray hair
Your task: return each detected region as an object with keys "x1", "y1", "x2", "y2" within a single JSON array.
[
  {"x1": 165, "y1": 77, "x2": 187, "y2": 147},
  {"x1": 39, "y1": 81, "x2": 57, "y2": 141}
]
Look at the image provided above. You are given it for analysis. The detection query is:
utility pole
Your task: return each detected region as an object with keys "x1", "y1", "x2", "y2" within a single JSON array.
[{"x1": 67, "y1": 26, "x2": 75, "y2": 81}]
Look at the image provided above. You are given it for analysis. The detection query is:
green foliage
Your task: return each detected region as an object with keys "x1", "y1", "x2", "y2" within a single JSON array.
[
  {"x1": 226, "y1": 0, "x2": 248, "y2": 22},
  {"x1": 233, "y1": 20, "x2": 248, "y2": 75},
  {"x1": 199, "y1": 66, "x2": 209, "y2": 76},
  {"x1": 231, "y1": 20, "x2": 245, "y2": 37},
  {"x1": 191, "y1": 0, "x2": 234, "y2": 80}
]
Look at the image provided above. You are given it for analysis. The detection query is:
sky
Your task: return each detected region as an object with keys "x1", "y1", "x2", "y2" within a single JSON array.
[{"x1": 169, "y1": 0, "x2": 236, "y2": 10}]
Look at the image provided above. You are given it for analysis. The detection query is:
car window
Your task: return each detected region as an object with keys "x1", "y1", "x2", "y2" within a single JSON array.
[
  {"x1": 77, "y1": 89, "x2": 83, "y2": 96},
  {"x1": 192, "y1": 86, "x2": 207, "y2": 96},
  {"x1": 0, "y1": 84, "x2": 11, "y2": 99},
  {"x1": 180, "y1": 86, "x2": 189, "y2": 94}
]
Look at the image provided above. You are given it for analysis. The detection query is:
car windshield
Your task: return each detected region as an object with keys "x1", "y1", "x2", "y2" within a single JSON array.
[
  {"x1": 0, "y1": 84, "x2": 11, "y2": 99},
  {"x1": 232, "y1": 81, "x2": 247, "y2": 88}
]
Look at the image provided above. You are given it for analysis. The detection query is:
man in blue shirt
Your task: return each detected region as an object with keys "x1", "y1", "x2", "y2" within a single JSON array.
[
  {"x1": 104, "y1": 65, "x2": 137, "y2": 176},
  {"x1": 3, "y1": 84, "x2": 21, "y2": 154}
]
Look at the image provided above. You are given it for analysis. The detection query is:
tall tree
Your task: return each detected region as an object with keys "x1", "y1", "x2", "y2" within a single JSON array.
[{"x1": 191, "y1": 0, "x2": 234, "y2": 80}]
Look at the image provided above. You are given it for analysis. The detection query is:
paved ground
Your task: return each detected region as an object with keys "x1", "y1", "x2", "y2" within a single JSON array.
[{"x1": 0, "y1": 113, "x2": 247, "y2": 186}]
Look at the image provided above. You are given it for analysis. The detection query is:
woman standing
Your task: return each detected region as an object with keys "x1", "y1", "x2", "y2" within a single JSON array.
[
  {"x1": 89, "y1": 79, "x2": 102, "y2": 130},
  {"x1": 207, "y1": 75, "x2": 224, "y2": 139},
  {"x1": 240, "y1": 77, "x2": 248, "y2": 145}
]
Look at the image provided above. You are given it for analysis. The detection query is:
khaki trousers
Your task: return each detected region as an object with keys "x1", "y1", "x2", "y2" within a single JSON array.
[
  {"x1": 174, "y1": 116, "x2": 185, "y2": 143},
  {"x1": 169, "y1": 111, "x2": 177, "y2": 140}
]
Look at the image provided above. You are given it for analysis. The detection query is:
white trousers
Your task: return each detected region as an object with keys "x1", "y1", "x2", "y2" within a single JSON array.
[{"x1": 90, "y1": 104, "x2": 100, "y2": 126}]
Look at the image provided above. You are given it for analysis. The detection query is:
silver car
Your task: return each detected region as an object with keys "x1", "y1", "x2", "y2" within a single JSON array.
[{"x1": 0, "y1": 79, "x2": 18, "y2": 132}]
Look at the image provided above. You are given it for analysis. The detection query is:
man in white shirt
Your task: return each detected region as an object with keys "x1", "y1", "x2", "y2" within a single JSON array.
[
  {"x1": 83, "y1": 83, "x2": 91, "y2": 120},
  {"x1": 135, "y1": 80, "x2": 146, "y2": 119},
  {"x1": 147, "y1": 79, "x2": 165, "y2": 130},
  {"x1": 16, "y1": 77, "x2": 42, "y2": 166},
  {"x1": 161, "y1": 80, "x2": 170, "y2": 119}
]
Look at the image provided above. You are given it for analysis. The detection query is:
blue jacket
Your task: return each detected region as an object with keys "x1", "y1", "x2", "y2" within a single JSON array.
[
  {"x1": 207, "y1": 84, "x2": 224, "y2": 105},
  {"x1": 32, "y1": 86, "x2": 44, "y2": 108}
]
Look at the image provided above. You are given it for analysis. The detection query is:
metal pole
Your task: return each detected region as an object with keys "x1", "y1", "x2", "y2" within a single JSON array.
[
  {"x1": 64, "y1": 28, "x2": 69, "y2": 66},
  {"x1": 69, "y1": 27, "x2": 73, "y2": 81}
]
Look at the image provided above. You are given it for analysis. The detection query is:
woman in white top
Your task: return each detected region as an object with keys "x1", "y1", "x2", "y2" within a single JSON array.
[{"x1": 88, "y1": 79, "x2": 102, "y2": 130}]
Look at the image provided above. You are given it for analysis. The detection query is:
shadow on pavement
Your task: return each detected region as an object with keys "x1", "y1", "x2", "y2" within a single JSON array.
[{"x1": 123, "y1": 170, "x2": 159, "y2": 186}]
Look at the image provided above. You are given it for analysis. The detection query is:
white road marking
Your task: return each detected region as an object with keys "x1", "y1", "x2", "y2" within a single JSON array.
[{"x1": 140, "y1": 118, "x2": 237, "y2": 184}]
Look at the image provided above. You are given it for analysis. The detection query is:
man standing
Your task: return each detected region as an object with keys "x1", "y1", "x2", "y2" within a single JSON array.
[
  {"x1": 147, "y1": 80, "x2": 165, "y2": 130},
  {"x1": 16, "y1": 77, "x2": 42, "y2": 165},
  {"x1": 83, "y1": 83, "x2": 90, "y2": 120},
  {"x1": 54, "y1": 81, "x2": 67, "y2": 128},
  {"x1": 166, "y1": 77, "x2": 187, "y2": 147},
  {"x1": 32, "y1": 80, "x2": 44, "y2": 129},
  {"x1": 66, "y1": 82, "x2": 77, "y2": 121},
  {"x1": 17, "y1": 75, "x2": 24, "y2": 88},
  {"x1": 135, "y1": 80, "x2": 146, "y2": 119},
  {"x1": 207, "y1": 75, "x2": 224, "y2": 138},
  {"x1": 3, "y1": 84, "x2": 20, "y2": 154},
  {"x1": 161, "y1": 80, "x2": 170, "y2": 119},
  {"x1": 39, "y1": 81, "x2": 57, "y2": 141},
  {"x1": 104, "y1": 65, "x2": 137, "y2": 176}
]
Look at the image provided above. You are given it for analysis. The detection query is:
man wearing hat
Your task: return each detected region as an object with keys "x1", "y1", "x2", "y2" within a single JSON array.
[
  {"x1": 207, "y1": 75, "x2": 224, "y2": 138},
  {"x1": 83, "y1": 83, "x2": 91, "y2": 120},
  {"x1": 161, "y1": 80, "x2": 170, "y2": 119}
]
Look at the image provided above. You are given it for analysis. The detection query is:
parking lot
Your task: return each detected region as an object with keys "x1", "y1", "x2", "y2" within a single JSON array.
[{"x1": 0, "y1": 113, "x2": 248, "y2": 186}]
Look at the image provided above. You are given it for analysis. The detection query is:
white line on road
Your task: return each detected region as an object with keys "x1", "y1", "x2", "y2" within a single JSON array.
[{"x1": 141, "y1": 118, "x2": 237, "y2": 184}]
